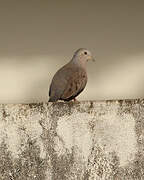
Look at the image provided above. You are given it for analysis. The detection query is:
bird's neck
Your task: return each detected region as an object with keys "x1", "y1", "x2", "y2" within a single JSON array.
[{"x1": 71, "y1": 58, "x2": 87, "y2": 69}]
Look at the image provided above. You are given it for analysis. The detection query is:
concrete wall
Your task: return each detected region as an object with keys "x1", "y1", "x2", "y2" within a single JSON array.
[{"x1": 0, "y1": 100, "x2": 144, "y2": 180}]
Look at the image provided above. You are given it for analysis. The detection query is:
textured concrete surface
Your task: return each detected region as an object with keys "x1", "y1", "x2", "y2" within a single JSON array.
[{"x1": 0, "y1": 100, "x2": 144, "y2": 180}]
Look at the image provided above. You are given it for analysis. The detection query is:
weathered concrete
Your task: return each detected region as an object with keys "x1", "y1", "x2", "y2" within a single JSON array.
[{"x1": 0, "y1": 100, "x2": 144, "y2": 180}]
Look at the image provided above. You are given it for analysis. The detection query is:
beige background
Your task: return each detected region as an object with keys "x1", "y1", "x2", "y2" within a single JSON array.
[{"x1": 0, "y1": 0, "x2": 144, "y2": 103}]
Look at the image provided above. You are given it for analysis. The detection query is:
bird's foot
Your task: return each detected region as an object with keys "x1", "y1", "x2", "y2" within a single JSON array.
[{"x1": 73, "y1": 98, "x2": 79, "y2": 103}]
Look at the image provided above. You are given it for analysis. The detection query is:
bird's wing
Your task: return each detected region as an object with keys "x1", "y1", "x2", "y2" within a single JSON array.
[
  {"x1": 49, "y1": 63, "x2": 73, "y2": 101},
  {"x1": 61, "y1": 69, "x2": 87, "y2": 100}
]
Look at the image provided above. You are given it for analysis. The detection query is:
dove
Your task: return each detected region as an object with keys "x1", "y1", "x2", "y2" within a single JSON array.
[{"x1": 48, "y1": 48, "x2": 95, "y2": 102}]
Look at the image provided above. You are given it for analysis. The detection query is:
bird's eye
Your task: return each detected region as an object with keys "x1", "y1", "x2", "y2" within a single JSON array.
[{"x1": 84, "y1": 51, "x2": 87, "y2": 55}]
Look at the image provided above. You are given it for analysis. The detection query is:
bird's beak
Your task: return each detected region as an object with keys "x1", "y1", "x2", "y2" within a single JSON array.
[{"x1": 88, "y1": 55, "x2": 95, "y2": 62}]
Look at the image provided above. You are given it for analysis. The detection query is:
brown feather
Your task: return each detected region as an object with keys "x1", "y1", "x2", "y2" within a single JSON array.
[{"x1": 61, "y1": 69, "x2": 87, "y2": 100}]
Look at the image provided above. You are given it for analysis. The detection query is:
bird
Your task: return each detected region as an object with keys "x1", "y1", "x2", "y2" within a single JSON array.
[{"x1": 48, "y1": 48, "x2": 95, "y2": 102}]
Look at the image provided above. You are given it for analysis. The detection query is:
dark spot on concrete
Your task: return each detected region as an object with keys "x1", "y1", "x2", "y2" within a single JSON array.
[
  {"x1": 118, "y1": 100, "x2": 123, "y2": 107},
  {"x1": 2, "y1": 109, "x2": 10, "y2": 118},
  {"x1": 89, "y1": 101, "x2": 94, "y2": 109},
  {"x1": 28, "y1": 103, "x2": 44, "y2": 113}
]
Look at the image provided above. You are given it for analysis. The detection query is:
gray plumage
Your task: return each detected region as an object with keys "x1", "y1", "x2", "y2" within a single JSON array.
[{"x1": 49, "y1": 48, "x2": 94, "y2": 102}]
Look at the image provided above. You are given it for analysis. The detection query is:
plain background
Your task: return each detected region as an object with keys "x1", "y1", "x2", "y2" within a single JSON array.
[{"x1": 0, "y1": 0, "x2": 144, "y2": 103}]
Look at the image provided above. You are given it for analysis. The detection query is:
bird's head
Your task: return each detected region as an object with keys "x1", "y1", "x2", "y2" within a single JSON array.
[{"x1": 73, "y1": 48, "x2": 95, "y2": 64}]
